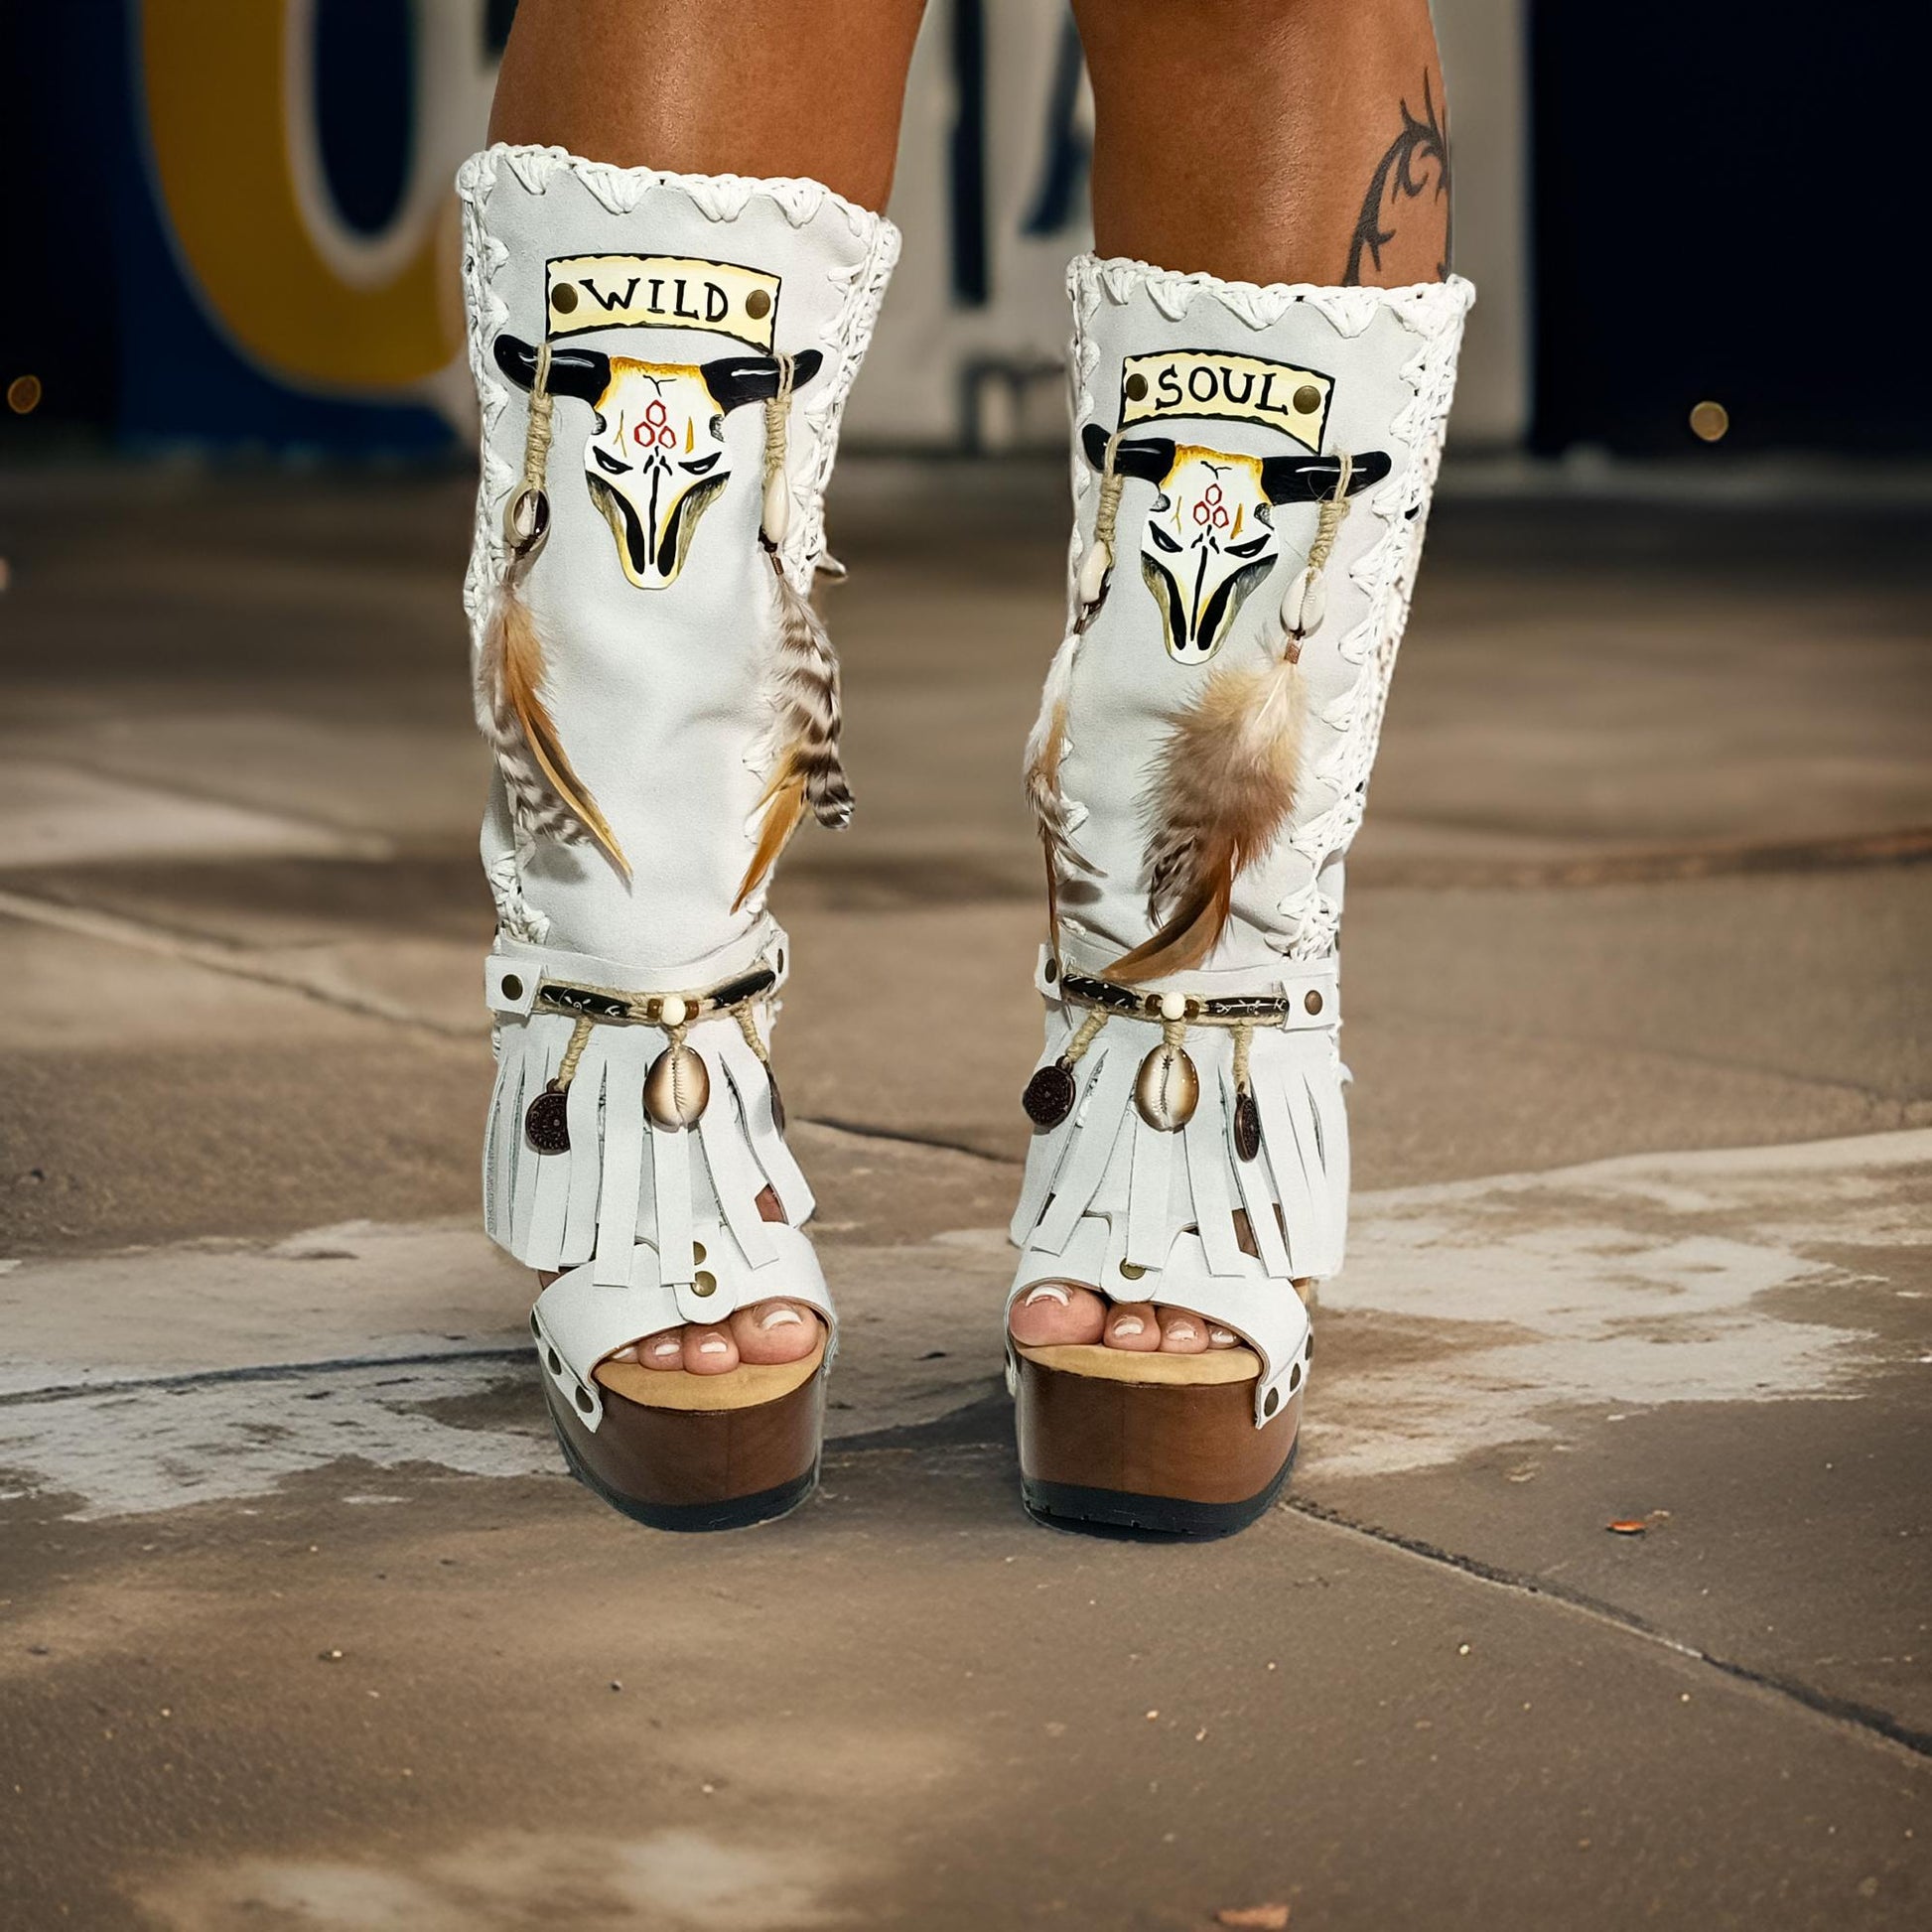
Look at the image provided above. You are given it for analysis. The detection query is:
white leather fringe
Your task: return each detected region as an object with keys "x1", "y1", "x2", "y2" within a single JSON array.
[
  {"x1": 483, "y1": 931, "x2": 817, "y2": 1331},
  {"x1": 1007, "y1": 948, "x2": 1338, "y2": 1424}
]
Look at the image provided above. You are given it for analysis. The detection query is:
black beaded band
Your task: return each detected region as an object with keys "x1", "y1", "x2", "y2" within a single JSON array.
[{"x1": 1055, "y1": 970, "x2": 1318, "y2": 1024}]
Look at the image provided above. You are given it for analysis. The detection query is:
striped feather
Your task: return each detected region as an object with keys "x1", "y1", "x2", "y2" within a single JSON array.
[
  {"x1": 734, "y1": 555, "x2": 852, "y2": 909},
  {"x1": 1023, "y1": 624, "x2": 1099, "y2": 933},
  {"x1": 478, "y1": 571, "x2": 627, "y2": 876}
]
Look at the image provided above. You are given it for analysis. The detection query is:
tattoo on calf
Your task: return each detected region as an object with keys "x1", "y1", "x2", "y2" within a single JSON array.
[{"x1": 1343, "y1": 69, "x2": 1451, "y2": 286}]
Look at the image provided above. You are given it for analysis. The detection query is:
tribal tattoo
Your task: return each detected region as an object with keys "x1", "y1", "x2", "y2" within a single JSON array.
[{"x1": 1342, "y1": 69, "x2": 1451, "y2": 286}]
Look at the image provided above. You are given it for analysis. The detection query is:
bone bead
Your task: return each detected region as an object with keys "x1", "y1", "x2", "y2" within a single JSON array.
[
  {"x1": 761, "y1": 471, "x2": 791, "y2": 545},
  {"x1": 1077, "y1": 538, "x2": 1111, "y2": 606}
]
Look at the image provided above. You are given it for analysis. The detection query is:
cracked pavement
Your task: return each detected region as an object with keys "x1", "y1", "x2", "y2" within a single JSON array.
[{"x1": 0, "y1": 463, "x2": 1928, "y2": 1929}]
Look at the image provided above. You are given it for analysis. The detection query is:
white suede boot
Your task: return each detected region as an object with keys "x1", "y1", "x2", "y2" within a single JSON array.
[
  {"x1": 458, "y1": 144, "x2": 897, "y2": 1529},
  {"x1": 1010, "y1": 255, "x2": 1473, "y2": 1537}
]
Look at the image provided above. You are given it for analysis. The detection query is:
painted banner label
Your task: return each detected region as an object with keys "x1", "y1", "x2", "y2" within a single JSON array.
[
  {"x1": 1120, "y1": 349, "x2": 1332, "y2": 451},
  {"x1": 545, "y1": 255, "x2": 781, "y2": 351}
]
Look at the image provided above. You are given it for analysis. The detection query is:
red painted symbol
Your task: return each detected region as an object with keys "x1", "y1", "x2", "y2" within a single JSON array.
[
  {"x1": 632, "y1": 398, "x2": 676, "y2": 450},
  {"x1": 1193, "y1": 482, "x2": 1230, "y2": 531}
]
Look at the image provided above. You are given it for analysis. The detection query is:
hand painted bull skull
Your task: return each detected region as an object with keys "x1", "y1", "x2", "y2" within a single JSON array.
[
  {"x1": 495, "y1": 338, "x2": 822, "y2": 589},
  {"x1": 1081, "y1": 423, "x2": 1391, "y2": 662}
]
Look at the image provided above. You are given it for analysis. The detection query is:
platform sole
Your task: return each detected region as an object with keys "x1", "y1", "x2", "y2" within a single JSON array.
[
  {"x1": 552, "y1": 1415, "x2": 820, "y2": 1532},
  {"x1": 1014, "y1": 1345, "x2": 1302, "y2": 1543},
  {"x1": 542, "y1": 1350, "x2": 826, "y2": 1533}
]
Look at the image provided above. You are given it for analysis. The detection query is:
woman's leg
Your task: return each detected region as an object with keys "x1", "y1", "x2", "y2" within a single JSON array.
[
  {"x1": 489, "y1": 0, "x2": 925, "y2": 210},
  {"x1": 476, "y1": 4, "x2": 922, "y2": 1393},
  {"x1": 1072, "y1": 0, "x2": 1449, "y2": 289},
  {"x1": 1010, "y1": 2, "x2": 1464, "y2": 1381}
]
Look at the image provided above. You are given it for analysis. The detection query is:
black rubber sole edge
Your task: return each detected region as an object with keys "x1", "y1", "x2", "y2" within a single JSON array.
[
  {"x1": 1021, "y1": 1440, "x2": 1300, "y2": 1543},
  {"x1": 551, "y1": 1420, "x2": 820, "y2": 1533}
]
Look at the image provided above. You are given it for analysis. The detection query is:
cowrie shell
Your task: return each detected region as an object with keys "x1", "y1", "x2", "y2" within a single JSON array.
[{"x1": 643, "y1": 1042, "x2": 710, "y2": 1129}]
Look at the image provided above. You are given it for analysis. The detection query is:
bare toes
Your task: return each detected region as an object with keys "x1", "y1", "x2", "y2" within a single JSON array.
[
  {"x1": 637, "y1": 1328, "x2": 685, "y2": 1371},
  {"x1": 731, "y1": 1300, "x2": 820, "y2": 1365},
  {"x1": 1158, "y1": 1308, "x2": 1209, "y2": 1353},
  {"x1": 1207, "y1": 1323, "x2": 1242, "y2": 1350},
  {"x1": 1008, "y1": 1282, "x2": 1108, "y2": 1346},
  {"x1": 1103, "y1": 1301, "x2": 1161, "y2": 1351},
  {"x1": 682, "y1": 1324, "x2": 740, "y2": 1375}
]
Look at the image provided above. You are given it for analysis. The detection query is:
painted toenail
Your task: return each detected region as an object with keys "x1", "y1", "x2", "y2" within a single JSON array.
[
  {"x1": 1025, "y1": 1284, "x2": 1070, "y2": 1307},
  {"x1": 650, "y1": 1340, "x2": 681, "y2": 1359},
  {"x1": 759, "y1": 1307, "x2": 804, "y2": 1329},
  {"x1": 698, "y1": 1338, "x2": 730, "y2": 1355},
  {"x1": 1112, "y1": 1316, "x2": 1146, "y2": 1336}
]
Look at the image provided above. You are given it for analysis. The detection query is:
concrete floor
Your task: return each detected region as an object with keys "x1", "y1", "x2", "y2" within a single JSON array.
[{"x1": 0, "y1": 461, "x2": 1928, "y2": 1930}]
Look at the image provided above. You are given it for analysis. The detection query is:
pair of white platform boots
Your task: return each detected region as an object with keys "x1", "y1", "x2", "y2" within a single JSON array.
[{"x1": 461, "y1": 145, "x2": 1471, "y2": 1537}]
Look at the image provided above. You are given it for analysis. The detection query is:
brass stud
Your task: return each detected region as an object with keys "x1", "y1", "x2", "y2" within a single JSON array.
[
  {"x1": 500, "y1": 973, "x2": 523, "y2": 1001},
  {"x1": 693, "y1": 1242, "x2": 707, "y2": 1264},
  {"x1": 1289, "y1": 1361, "x2": 1303, "y2": 1391},
  {"x1": 551, "y1": 283, "x2": 579, "y2": 315},
  {"x1": 746, "y1": 289, "x2": 772, "y2": 320},
  {"x1": 1292, "y1": 383, "x2": 1321, "y2": 415},
  {"x1": 1124, "y1": 372, "x2": 1149, "y2": 401},
  {"x1": 545, "y1": 1347, "x2": 562, "y2": 1375},
  {"x1": 1689, "y1": 399, "x2": 1728, "y2": 443},
  {"x1": 692, "y1": 1271, "x2": 718, "y2": 1297},
  {"x1": 1305, "y1": 990, "x2": 1323, "y2": 1015},
  {"x1": 1264, "y1": 1387, "x2": 1281, "y2": 1417},
  {"x1": 7, "y1": 374, "x2": 43, "y2": 415},
  {"x1": 574, "y1": 1385, "x2": 594, "y2": 1413},
  {"x1": 1043, "y1": 957, "x2": 1058, "y2": 982},
  {"x1": 1119, "y1": 1261, "x2": 1146, "y2": 1281}
]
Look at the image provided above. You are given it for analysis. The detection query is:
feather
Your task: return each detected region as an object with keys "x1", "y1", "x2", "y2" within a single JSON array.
[
  {"x1": 1106, "y1": 645, "x2": 1308, "y2": 982},
  {"x1": 1023, "y1": 625, "x2": 1100, "y2": 934},
  {"x1": 734, "y1": 555, "x2": 852, "y2": 909},
  {"x1": 478, "y1": 568, "x2": 628, "y2": 876}
]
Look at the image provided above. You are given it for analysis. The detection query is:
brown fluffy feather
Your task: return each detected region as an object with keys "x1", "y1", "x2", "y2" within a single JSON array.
[
  {"x1": 479, "y1": 575, "x2": 627, "y2": 876},
  {"x1": 734, "y1": 557, "x2": 852, "y2": 910},
  {"x1": 1107, "y1": 648, "x2": 1307, "y2": 982}
]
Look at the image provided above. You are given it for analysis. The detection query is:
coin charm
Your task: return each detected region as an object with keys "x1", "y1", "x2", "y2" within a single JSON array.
[
  {"x1": 1134, "y1": 1043, "x2": 1199, "y2": 1132},
  {"x1": 1022, "y1": 1060, "x2": 1077, "y2": 1128},
  {"x1": 524, "y1": 1082, "x2": 572, "y2": 1154},
  {"x1": 644, "y1": 1041, "x2": 710, "y2": 1129},
  {"x1": 1233, "y1": 1089, "x2": 1262, "y2": 1163}
]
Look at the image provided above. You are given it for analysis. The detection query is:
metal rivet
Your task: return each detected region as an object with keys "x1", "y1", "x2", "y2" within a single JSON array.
[
  {"x1": 8, "y1": 374, "x2": 43, "y2": 415},
  {"x1": 693, "y1": 1242, "x2": 707, "y2": 1264},
  {"x1": 529, "y1": 1313, "x2": 541, "y2": 1337},
  {"x1": 545, "y1": 1348, "x2": 562, "y2": 1374},
  {"x1": 746, "y1": 289, "x2": 771, "y2": 320},
  {"x1": 574, "y1": 1386, "x2": 594, "y2": 1413},
  {"x1": 500, "y1": 973, "x2": 523, "y2": 1001},
  {"x1": 1264, "y1": 1387, "x2": 1281, "y2": 1417},
  {"x1": 1043, "y1": 958, "x2": 1058, "y2": 982},
  {"x1": 692, "y1": 1271, "x2": 718, "y2": 1297},
  {"x1": 1293, "y1": 383, "x2": 1321, "y2": 415},
  {"x1": 551, "y1": 283, "x2": 579, "y2": 315},
  {"x1": 1124, "y1": 372, "x2": 1149, "y2": 401},
  {"x1": 1119, "y1": 1261, "x2": 1146, "y2": 1281},
  {"x1": 1289, "y1": 1361, "x2": 1303, "y2": 1391},
  {"x1": 1305, "y1": 990, "x2": 1323, "y2": 1015}
]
